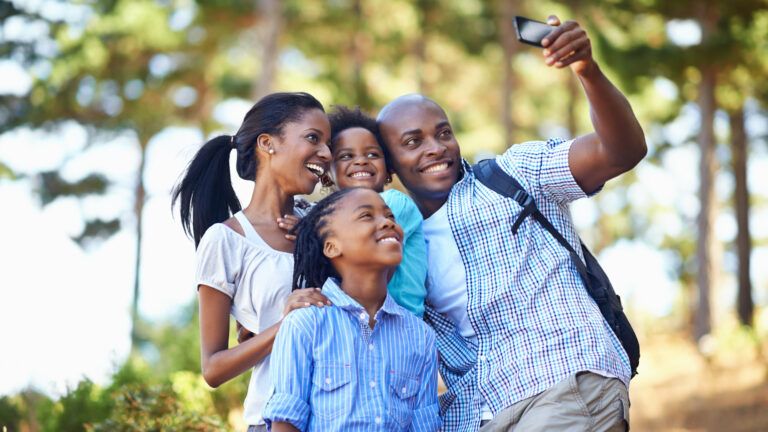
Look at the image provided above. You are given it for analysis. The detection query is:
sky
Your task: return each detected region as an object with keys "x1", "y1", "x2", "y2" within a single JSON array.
[{"x1": 1, "y1": 10, "x2": 767, "y2": 398}]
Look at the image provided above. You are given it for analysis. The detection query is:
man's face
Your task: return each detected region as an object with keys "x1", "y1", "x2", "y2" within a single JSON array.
[{"x1": 379, "y1": 101, "x2": 461, "y2": 204}]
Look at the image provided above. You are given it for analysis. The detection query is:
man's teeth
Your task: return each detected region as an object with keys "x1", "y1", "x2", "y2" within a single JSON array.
[
  {"x1": 305, "y1": 163, "x2": 325, "y2": 177},
  {"x1": 378, "y1": 237, "x2": 399, "y2": 244},
  {"x1": 423, "y1": 162, "x2": 448, "y2": 173},
  {"x1": 351, "y1": 172, "x2": 373, "y2": 178}
]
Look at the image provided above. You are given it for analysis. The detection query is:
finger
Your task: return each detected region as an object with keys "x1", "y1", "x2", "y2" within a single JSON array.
[
  {"x1": 541, "y1": 19, "x2": 575, "y2": 48},
  {"x1": 282, "y1": 215, "x2": 300, "y2": 223},
  {"x1": 284, "y1": 234, "x2": 296, "y2": 241},
  {"x1": 546, "y1": 15, "x2": 560, "y2": 26},
  {"x1": 546, "y1": 36, "x2": 587, "y2": 65},
  {"x1": 555, "y1": 48, "x2": 591, "y2": 68},
  {"x1": 544, "y1": 25, "x2": 584, "y2": 55}
]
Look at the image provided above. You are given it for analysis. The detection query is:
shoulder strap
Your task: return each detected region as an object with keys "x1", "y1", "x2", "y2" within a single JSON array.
[{"x1": 473, "y1": 159, "x2": 598, "y2": 296}]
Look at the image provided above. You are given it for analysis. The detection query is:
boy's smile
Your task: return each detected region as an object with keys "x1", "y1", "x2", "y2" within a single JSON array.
[{"x1": 331, "y1": 127, "x2": 389, "y2": 192}]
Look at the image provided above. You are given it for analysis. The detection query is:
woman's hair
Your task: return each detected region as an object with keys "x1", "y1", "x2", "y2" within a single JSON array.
[
  {"x1": 292, "y1": 188, "x2": 359, "y2": 289},
  {"x1": 172, "y1": 92, "x2": 325, "y2": 247},
  {"x1": 328, "y1": 106, "x2": 379, "y2": 149}
]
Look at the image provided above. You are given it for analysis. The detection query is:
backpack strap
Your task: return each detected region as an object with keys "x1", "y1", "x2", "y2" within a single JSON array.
[{"x1": 473, "y1": 159, "x2": 600, "y2": 299}]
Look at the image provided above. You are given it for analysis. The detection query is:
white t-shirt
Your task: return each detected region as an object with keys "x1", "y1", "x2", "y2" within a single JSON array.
[
  {"x1": 195, "y1": 210, "x2": 303, "y2": 426},
  {"x1": 423, "y1": 204, "x2": 493, "y2": 420}
]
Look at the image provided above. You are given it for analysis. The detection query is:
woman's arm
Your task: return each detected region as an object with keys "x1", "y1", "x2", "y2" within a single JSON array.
[{"x1": 198, "y1": 285, "x2": 329, "y2": 388}]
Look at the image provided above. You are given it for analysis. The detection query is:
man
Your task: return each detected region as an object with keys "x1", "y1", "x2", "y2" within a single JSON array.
[{"x1": 377, "y1": 16, "x2": 646, "y2": 432}]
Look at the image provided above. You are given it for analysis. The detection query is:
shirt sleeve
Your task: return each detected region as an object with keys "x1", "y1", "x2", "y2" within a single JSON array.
[
  {"x1": 497, "y1": 138, "x2": 593, "y2": 206},
  {"x1": 194, "y1": 225, "x2": 241, "y2": 297},
  {"x1": 262, "y1": 311, "x2": 314, "y2": 431},
  {"x1": 410, "y1": 327, "x2": 441, "y2": 432}
]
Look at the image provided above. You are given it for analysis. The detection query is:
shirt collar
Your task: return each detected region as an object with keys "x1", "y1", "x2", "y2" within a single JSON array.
[{"x1": 321, "y1": 278, "x2": 406, "y2": 318}]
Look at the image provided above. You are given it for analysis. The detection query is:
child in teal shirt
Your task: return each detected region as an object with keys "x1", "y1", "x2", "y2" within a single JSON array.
[{"x1": 328, "y1": 106, "x2": 427, "y2": 317}]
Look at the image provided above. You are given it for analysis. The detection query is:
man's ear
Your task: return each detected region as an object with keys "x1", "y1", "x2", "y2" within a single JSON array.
[{"x1": 323, "y1": 239, "x2": 341, "y2": 259}]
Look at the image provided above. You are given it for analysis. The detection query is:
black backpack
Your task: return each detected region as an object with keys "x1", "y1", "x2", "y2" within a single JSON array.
[{"x1": 474, "y1": 158, "x2": 640, "y2": 378}]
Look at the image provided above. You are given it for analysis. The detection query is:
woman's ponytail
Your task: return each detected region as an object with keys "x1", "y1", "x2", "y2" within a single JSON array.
[{"x1": 172, "y1": 135, "x2": 241, "y2": 247}]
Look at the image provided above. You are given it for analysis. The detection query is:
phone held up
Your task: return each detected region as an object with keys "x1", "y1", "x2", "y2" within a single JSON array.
[{"x1": 513, "y1": 16, "x2": 553, "y2": 48}]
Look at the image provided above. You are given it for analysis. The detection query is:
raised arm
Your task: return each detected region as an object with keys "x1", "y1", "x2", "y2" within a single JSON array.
[{"x1": 542, "y1": 16, "x2": 647, "y2": 194}]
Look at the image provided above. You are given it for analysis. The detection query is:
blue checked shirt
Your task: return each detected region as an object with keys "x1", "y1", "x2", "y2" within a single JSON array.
[
  {"x1": 424, "y1": 139, "x2": 632, "y2": 431},
  {"x1": 262, "y1": 278, "x2": 441, "y2": 432}
]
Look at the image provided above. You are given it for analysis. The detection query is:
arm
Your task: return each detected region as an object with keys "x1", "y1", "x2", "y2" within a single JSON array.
[
  {"x1": 199, "y1": 286, "x2": 329, "y2": 388},
  {"x1": 410, "y1": 330, "x2": 441, "y2": 432},
  {"x1": 542, "y1": 16, "x2": 647, "y2": 194},
  {"x1": 263, "y1": 313, "x2": 315, "y2": 432}
]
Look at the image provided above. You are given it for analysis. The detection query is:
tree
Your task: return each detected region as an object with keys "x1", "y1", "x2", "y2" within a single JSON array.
[
  {"x1": 0, "y1": 0, "x2": 270, "y2": 351},
  {"x1": 588, "y1": 0, "x2": 766, "y2": 340}
]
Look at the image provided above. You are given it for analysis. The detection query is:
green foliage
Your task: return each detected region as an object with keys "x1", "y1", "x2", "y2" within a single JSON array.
[
  {"x1": 0, "y1": 396, "x2": 22, "y2": 431},
  {"x1": 87, "y1": 384, "x2": 228, "y2": 432}
]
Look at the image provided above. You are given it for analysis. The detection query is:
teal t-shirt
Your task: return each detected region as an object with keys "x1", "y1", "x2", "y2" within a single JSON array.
[{"x1": 380, "y1": 189, "x2": 428, "y2": 317}]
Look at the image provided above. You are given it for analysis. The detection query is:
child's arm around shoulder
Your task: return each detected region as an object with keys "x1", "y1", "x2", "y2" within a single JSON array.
[{"x1": 262, "y1": 307, "x2": 320, "y2": 432}]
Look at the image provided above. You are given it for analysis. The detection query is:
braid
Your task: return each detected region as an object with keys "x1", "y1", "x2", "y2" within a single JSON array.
[{"x1": 292, "y1": 188, "x2": 359, "y2": 289}]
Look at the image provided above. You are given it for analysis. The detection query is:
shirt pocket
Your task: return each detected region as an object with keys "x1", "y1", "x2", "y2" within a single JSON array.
[
  {"x1": 311, "y1": 363, "x2": 354, "y2": 420},
  {"x1": 388, "y1": 372, "x2": 420, "y2": 428}
]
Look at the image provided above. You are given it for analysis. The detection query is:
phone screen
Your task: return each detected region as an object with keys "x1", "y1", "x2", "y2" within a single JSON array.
[{"x1": 514, "y1": 16, "x2": 552, "y2": 48}]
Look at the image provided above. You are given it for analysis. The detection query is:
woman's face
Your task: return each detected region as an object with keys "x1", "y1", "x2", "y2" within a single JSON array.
[
  {"x1": 331, "y1": 127, "x2": 388, "y2": 192},
  {"x1": 270, "y1": 108, "x2": 332, "y2": 195},
  {"x1": 324, "y1": 188, "x2": 403, "y2": 270}
]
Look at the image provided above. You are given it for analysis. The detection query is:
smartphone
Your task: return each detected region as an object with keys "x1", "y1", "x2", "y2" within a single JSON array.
[{"x1": 513, "y1": 16, "x2": 553, "y2": 48}]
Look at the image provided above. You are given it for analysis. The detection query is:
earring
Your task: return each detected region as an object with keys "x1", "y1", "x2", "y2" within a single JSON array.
[
  {"x1": 385, "y1": 175, "x2": 392, "y2": 184},
  {"x1": 268, "y1": 148, "x2": 275, "y2": 154}
]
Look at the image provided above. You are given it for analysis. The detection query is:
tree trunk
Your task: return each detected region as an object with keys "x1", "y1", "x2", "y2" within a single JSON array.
[
  {"x1": 351, "y1": 0, "x2": 370, "y2": 109},
  {"x1": 252, "y1": 0, "x2": 283, "y2": 100},
  {"x1": 415, "y1": 2, "x2": 427, "y2": 94},
  {"x1": 130, "y1": 142, "x2": 147, "y2": 352},
  {"x1": 694, "y1": 66, "x2": 717, "y2": 342},
  {"x1": 499, "y1": 0, "x2": 519, "y2": 148},
  {"x1": 694, "y1": 5, "x2": 719, "y2": 342},
  {"x1": 730, "y1": 107, "x2": 753, "y2": 326}
]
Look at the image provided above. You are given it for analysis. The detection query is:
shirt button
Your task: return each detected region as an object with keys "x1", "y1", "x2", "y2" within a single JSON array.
[
  {"x1": 359, "y1": 312, "x2": 366, "y2": 320},
  {"x1": 369, "y1": 380, "x2": 376, "y2": 388},
  {"x1": 325, "y1": 377, "x2": 331, "y2": 385},
  {"x1": 368, "y1": 343, "x2": 374, "y2": 351},
  {"x1": 401, "y1": 387, "x2": 407, "y2": 394},
  {"x1": 374, "y1": 416, "x2": 382, "y2": 424}
]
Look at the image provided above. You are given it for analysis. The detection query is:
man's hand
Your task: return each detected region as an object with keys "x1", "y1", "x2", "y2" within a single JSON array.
[{"x1": 541, "y1": 15, "x2": 596, "y2": 76}]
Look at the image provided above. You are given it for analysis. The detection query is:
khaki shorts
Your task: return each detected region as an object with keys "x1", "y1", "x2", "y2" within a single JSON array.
[{"x1": 480, "y1": 372, "x2": 630, "y2": 432}]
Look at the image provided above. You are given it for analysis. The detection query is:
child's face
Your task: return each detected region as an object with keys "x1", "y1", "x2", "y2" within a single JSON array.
[
  {"x1": 331, "y1": 127, "x2": 389, "y2": 192},
  {"x1": 324, "y1": 188, "x2": 403, "y2": 270}
]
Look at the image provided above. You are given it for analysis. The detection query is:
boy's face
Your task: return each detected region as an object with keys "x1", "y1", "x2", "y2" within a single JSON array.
[
  {"x1": 324, "y1": 188, "x2": 403, "y2": 270},
  {"x1": 331, "y1": 127, "x2": 389, "y2": 192},
  {"x1": 378, "y1": 100, "x2": 461, "y2": 204}
]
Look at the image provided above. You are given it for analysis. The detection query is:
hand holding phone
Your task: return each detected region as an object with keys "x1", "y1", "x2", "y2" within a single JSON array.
[
  {"x1": 514, "y1": 15, "x2": 596, "y2": 75},
  {"x1": 513, "y1": 16, "x2": 553, "y2": 48}
]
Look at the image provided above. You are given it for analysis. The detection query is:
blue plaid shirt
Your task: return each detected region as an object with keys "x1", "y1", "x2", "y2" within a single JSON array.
[
  {"x1": 424, "y1": 139, "x2": 631, "y2": 431},
  {"x1": 263, "y1": 278, "x2": 441, "y2": 432}
]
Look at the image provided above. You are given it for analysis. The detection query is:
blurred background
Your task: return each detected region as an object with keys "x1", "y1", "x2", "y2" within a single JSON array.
[{"x1": 1, "y1": 0, "x2": 767, "y2": 430}]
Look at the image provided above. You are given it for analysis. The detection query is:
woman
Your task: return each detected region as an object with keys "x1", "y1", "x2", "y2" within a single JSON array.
[{"x1": 173, "y1": 92, "x2": 332, "y2": 431}]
